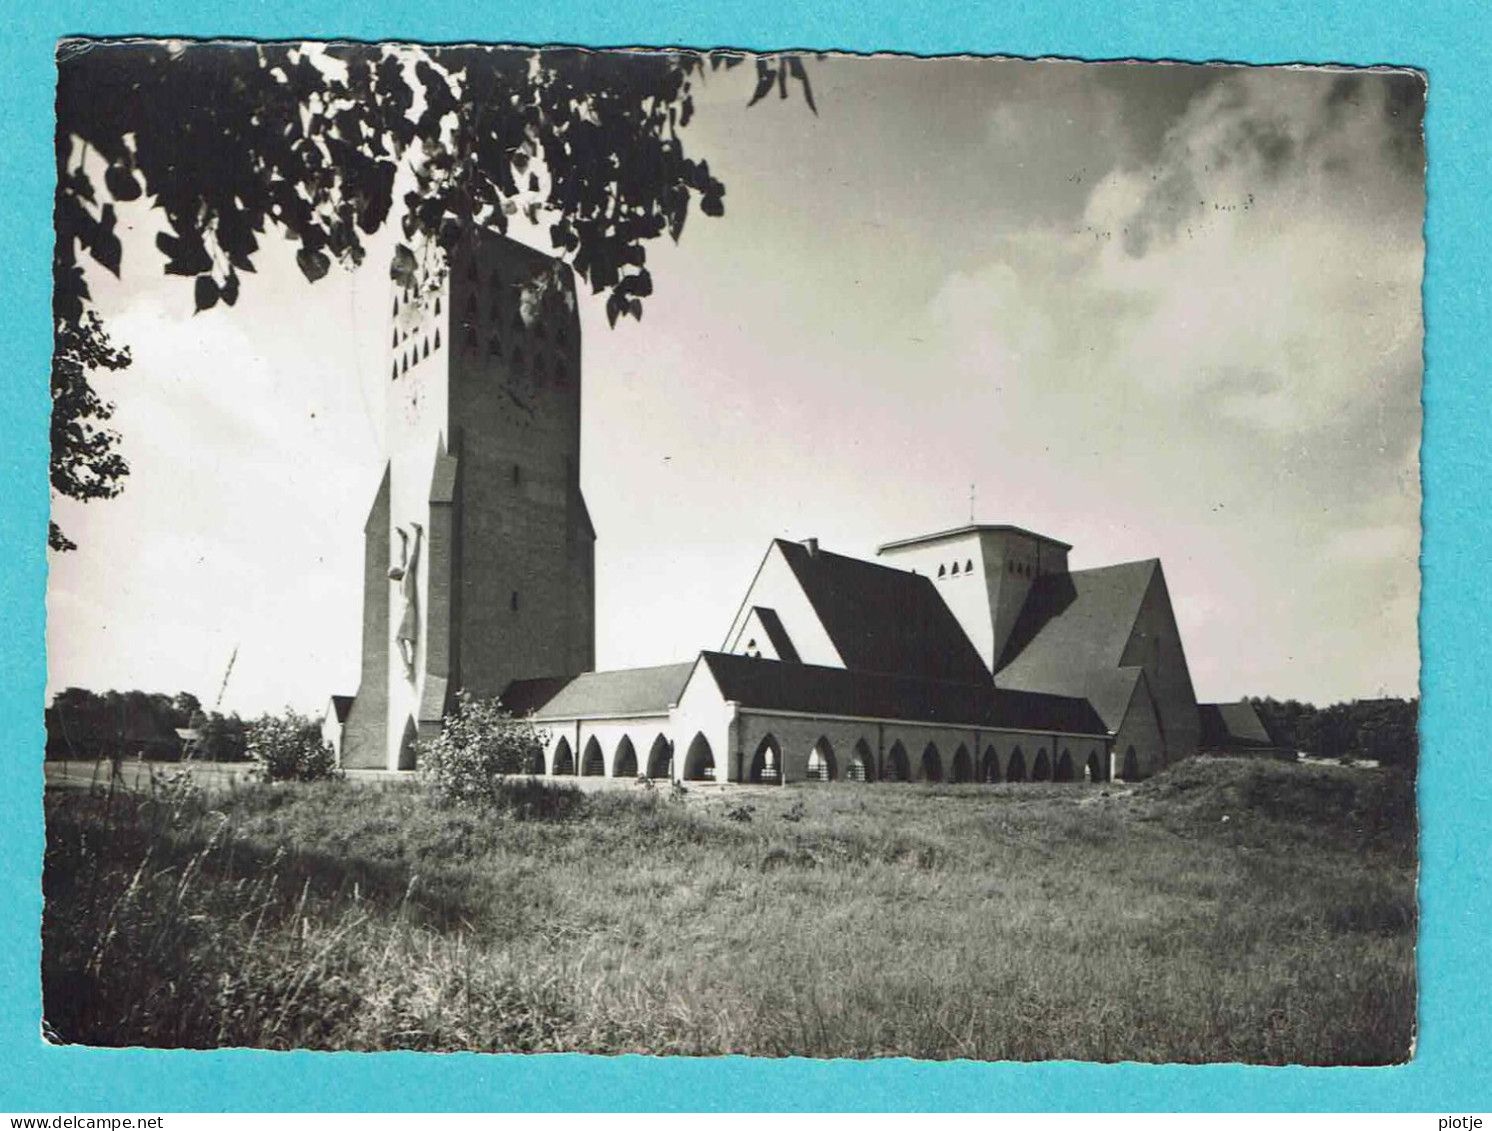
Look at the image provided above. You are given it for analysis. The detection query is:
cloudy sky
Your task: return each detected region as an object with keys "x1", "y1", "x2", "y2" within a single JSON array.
[{"x1": 46, "y1": 53, "x2": 1425, "y2": 716}]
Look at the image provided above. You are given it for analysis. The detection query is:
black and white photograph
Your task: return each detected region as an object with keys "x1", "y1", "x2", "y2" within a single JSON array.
[{"x1": 44, "y1": 42, "x2": 1423, "y2": 1063}]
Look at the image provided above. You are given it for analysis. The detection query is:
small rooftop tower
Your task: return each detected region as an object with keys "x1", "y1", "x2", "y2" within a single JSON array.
[{"x1": 876, "y1": 524, "x2": 1071, "y2": 675}]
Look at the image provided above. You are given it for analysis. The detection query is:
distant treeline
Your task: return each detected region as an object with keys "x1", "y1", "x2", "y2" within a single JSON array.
[
  {"x1": 1249, "y1": 696, "x2": 1419, "y2": 773},
  {"x1": 46, "y1": 687, "x2": 249, "y2": 762}
]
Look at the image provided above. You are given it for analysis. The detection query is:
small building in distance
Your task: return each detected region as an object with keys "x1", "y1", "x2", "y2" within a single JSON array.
[{"x1": 1198, "y1": 699, "x2": 1297, "y2": 763}]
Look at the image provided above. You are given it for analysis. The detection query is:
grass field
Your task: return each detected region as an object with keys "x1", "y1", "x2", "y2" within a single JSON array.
[{"x1": 41, "y1": 756, "x2": 1416, "y2": 1062}]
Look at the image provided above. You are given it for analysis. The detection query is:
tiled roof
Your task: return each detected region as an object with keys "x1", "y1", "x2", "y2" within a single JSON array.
[
  {"x1": 774, "y1": 539, "x2": 990, "y2": 683},
  {"x1": 501, "y1": 662, "x2": 696, "y2": 720},
  {"x1": 994, "y1": 560, "x2": 1158, "y2": 729},
  {"x1": 700, "y1": 652, "x2": 1107, "y2": 736}
]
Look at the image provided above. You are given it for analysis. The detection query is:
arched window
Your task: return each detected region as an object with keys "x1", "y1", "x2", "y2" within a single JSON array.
[
  {"x1": 951, "y1": 745, "x2": 972, "y2": 783},
  {"x1": 397, "y1": 716, "x2": 419, "y2": 771},
  {"x1": 434, "y1": 296, "x2": 441, "y2": 316},
  {"x1": 390, "y1": 361, "x2": 398, "y2": 381},
  {"x1": 392, "y1": 328, "x2": 399, "y2": 348},
  {"x1": 433, "y1": 327, "x2": 441, "y2": 350},
  {"x1": 1033, "y1": 748, "x2": 1051, "y2": 781},
  {"x1": 613, "y1": 736, "x2": 638, "y2": 778},
  {"x1": 965, "y1": 559, "x2": 973, "y2": 572},
  {"x1": 646, "y1": 735, "x2": 671, "y2": 779},
  {"x1": 683, "y1": 733, "x2": 715, "y2": 781},
  {"x1": 524, "y1": 743, "x2": 545, "y2": 775},
  {"x1": 748, "y1": 735, "x2": 781, "y2": 784},
  {"x1": 581, "y1": 737, "x2": 605, "y2": 777},
  {"x1": 1007, "y1": 746, "x2": 1027, "y2": 782},
  {"x1": 885, "y1": 741, "x2": 910, "y2": 782},
  {"x1": 951, "y1": 562, "x2": 960, "y2": 576},
  {"x1": 938, "y1": 565, "x2": 947, "y2": 578},
  {"x1": 849, "y1": 739, "x2": 875, "y2": 782},
  {"x1": 807, "y1": 738, "x2": 837, "y2": 782},
  {"x1": 1055, "y1": 749, "x2": 1074, "y2": 782},
  {"x1": 423, "y1": 338, "x2": 430, "y2": 360},
  {"x1": 982, "y1": 746, "x2": 1001, "y2": 783},
  {"x1": 921, "y1": 743, "x2": 943, "y2": 783},
  {"x1": 551, "y1": 737, "x2": 574, "y2": 776},
  {"x1": 1085, "y1": 751, "x2": 1103, "y2": 783}
]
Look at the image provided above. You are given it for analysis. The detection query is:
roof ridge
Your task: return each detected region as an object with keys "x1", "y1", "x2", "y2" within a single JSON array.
[
  {"x1": 571, "y1": 659, "x2": 696, "y2": 678},
  {"x1": 776, "y1": 537, "x2": 921, "y2": 578},
  {"x1": 1065, "y1": 557, "x2": 1160, "y2": 576},
  {"x1": 700, "y1": 650, "x2": 1093, "y2": 705}
]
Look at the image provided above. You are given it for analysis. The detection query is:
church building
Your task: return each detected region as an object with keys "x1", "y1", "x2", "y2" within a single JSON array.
[{"x1": 332, "y1": 231, "x2": 1204, "y2": 783}]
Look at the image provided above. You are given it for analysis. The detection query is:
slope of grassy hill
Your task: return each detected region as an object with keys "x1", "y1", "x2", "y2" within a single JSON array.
[{"x1": 41, "y1": 757, "x2": 1415, "y2": 1062}]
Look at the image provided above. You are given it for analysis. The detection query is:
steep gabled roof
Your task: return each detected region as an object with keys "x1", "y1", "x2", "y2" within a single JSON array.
[
  {"x1": 1199, "y1": 701, "x2": 1276, "y2": 747},
  {"x1": 700, "y1": 652, "x2": 1107, "y2": 736},
  {"x1": 501, "y1": 662, "x2": 695, "y2": 720},
  {"x1": 994, "y1": 560, "x2": 1159, "y2": 729},
  {"x1": 1081, "y1": 667, "x2": 1147, "y2": 731},
  {"x1": 773, "y1": 539, "x2": 990, "y2": 683}
]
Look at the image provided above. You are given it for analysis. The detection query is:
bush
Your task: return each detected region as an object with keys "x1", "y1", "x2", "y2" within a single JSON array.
[
  {"x1": 246, "y1": 709, "x2": 339, "y2": 782},
  {"x1": 418, "y1": 690, "x2": 550, "y2": 806}
]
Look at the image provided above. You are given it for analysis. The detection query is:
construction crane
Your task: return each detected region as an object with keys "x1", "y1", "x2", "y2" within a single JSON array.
[{"x1": 181, "y1": 644, "x2": 237, "y2": 762}]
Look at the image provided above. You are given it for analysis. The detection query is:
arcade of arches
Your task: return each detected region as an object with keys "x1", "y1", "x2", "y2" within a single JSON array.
[{"x1": 533, "y1": 722, "x2": 1130, "y2": 785}]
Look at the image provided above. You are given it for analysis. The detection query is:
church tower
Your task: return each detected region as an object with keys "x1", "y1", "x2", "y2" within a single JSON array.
[
  {"x1": 339, "y1": 231, "x2": 596, "y2": 770},
  {"x1": 877, "y1": 524, "x2": 1070, "y2": 674}
]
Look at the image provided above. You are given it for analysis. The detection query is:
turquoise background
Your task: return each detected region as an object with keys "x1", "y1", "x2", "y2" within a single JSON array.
[{"x1": 3, "y1": 0, "x2": 1485, "y2": 1112}]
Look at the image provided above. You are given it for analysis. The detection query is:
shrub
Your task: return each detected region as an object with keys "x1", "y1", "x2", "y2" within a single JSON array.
[
  {"x1": 246, "y1": 709, "x2": 339, "y2": 782},
  {"x1": 418, "y1": 690, "x2": 550, "y2": 806}
]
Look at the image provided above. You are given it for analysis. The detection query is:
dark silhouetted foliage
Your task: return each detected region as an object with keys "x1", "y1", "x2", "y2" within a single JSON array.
[
  {"x1": 1250, "y1": 696, "x2": 1419, "y2": 776},
  {"x1": 52, "y1": 42, "x2": 814, "y2": 547}
]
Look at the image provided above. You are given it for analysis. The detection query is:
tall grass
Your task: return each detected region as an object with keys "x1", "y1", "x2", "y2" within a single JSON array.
[{"x1": 42, "y1": 758, "x2": 1415, "y2": 1062}]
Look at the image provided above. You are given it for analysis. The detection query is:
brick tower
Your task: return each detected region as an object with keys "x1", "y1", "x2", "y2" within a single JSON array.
[{"x1": 338, "y1": 231, "x2": 595, "y2": 770}]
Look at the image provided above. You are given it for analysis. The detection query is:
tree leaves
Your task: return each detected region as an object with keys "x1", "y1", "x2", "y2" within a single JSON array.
[
  {"x1": 49, "y1": 43, "x2": 819, "y2": 546},
  {"x1": 50, "y1": 312, "x2": 131, "y2": 551},
  {"x1": 787, "y1": 57, "x2": 818, "y2": 115},
  {"x1": 156, "y1": 230, "x2": 211, "y2": 277},
  {"x1": 296, "y1": 245, "x2": 330, "y2": 283},
  {"x1": 103, "y1": 161, "x2": 141, "y2": 201},
  {"x1": 193, "y1": 275, "x2": 219, "y2": 312},
  {"x1": 57, "y1": 43, "x2": 812, "y2": 324}
]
